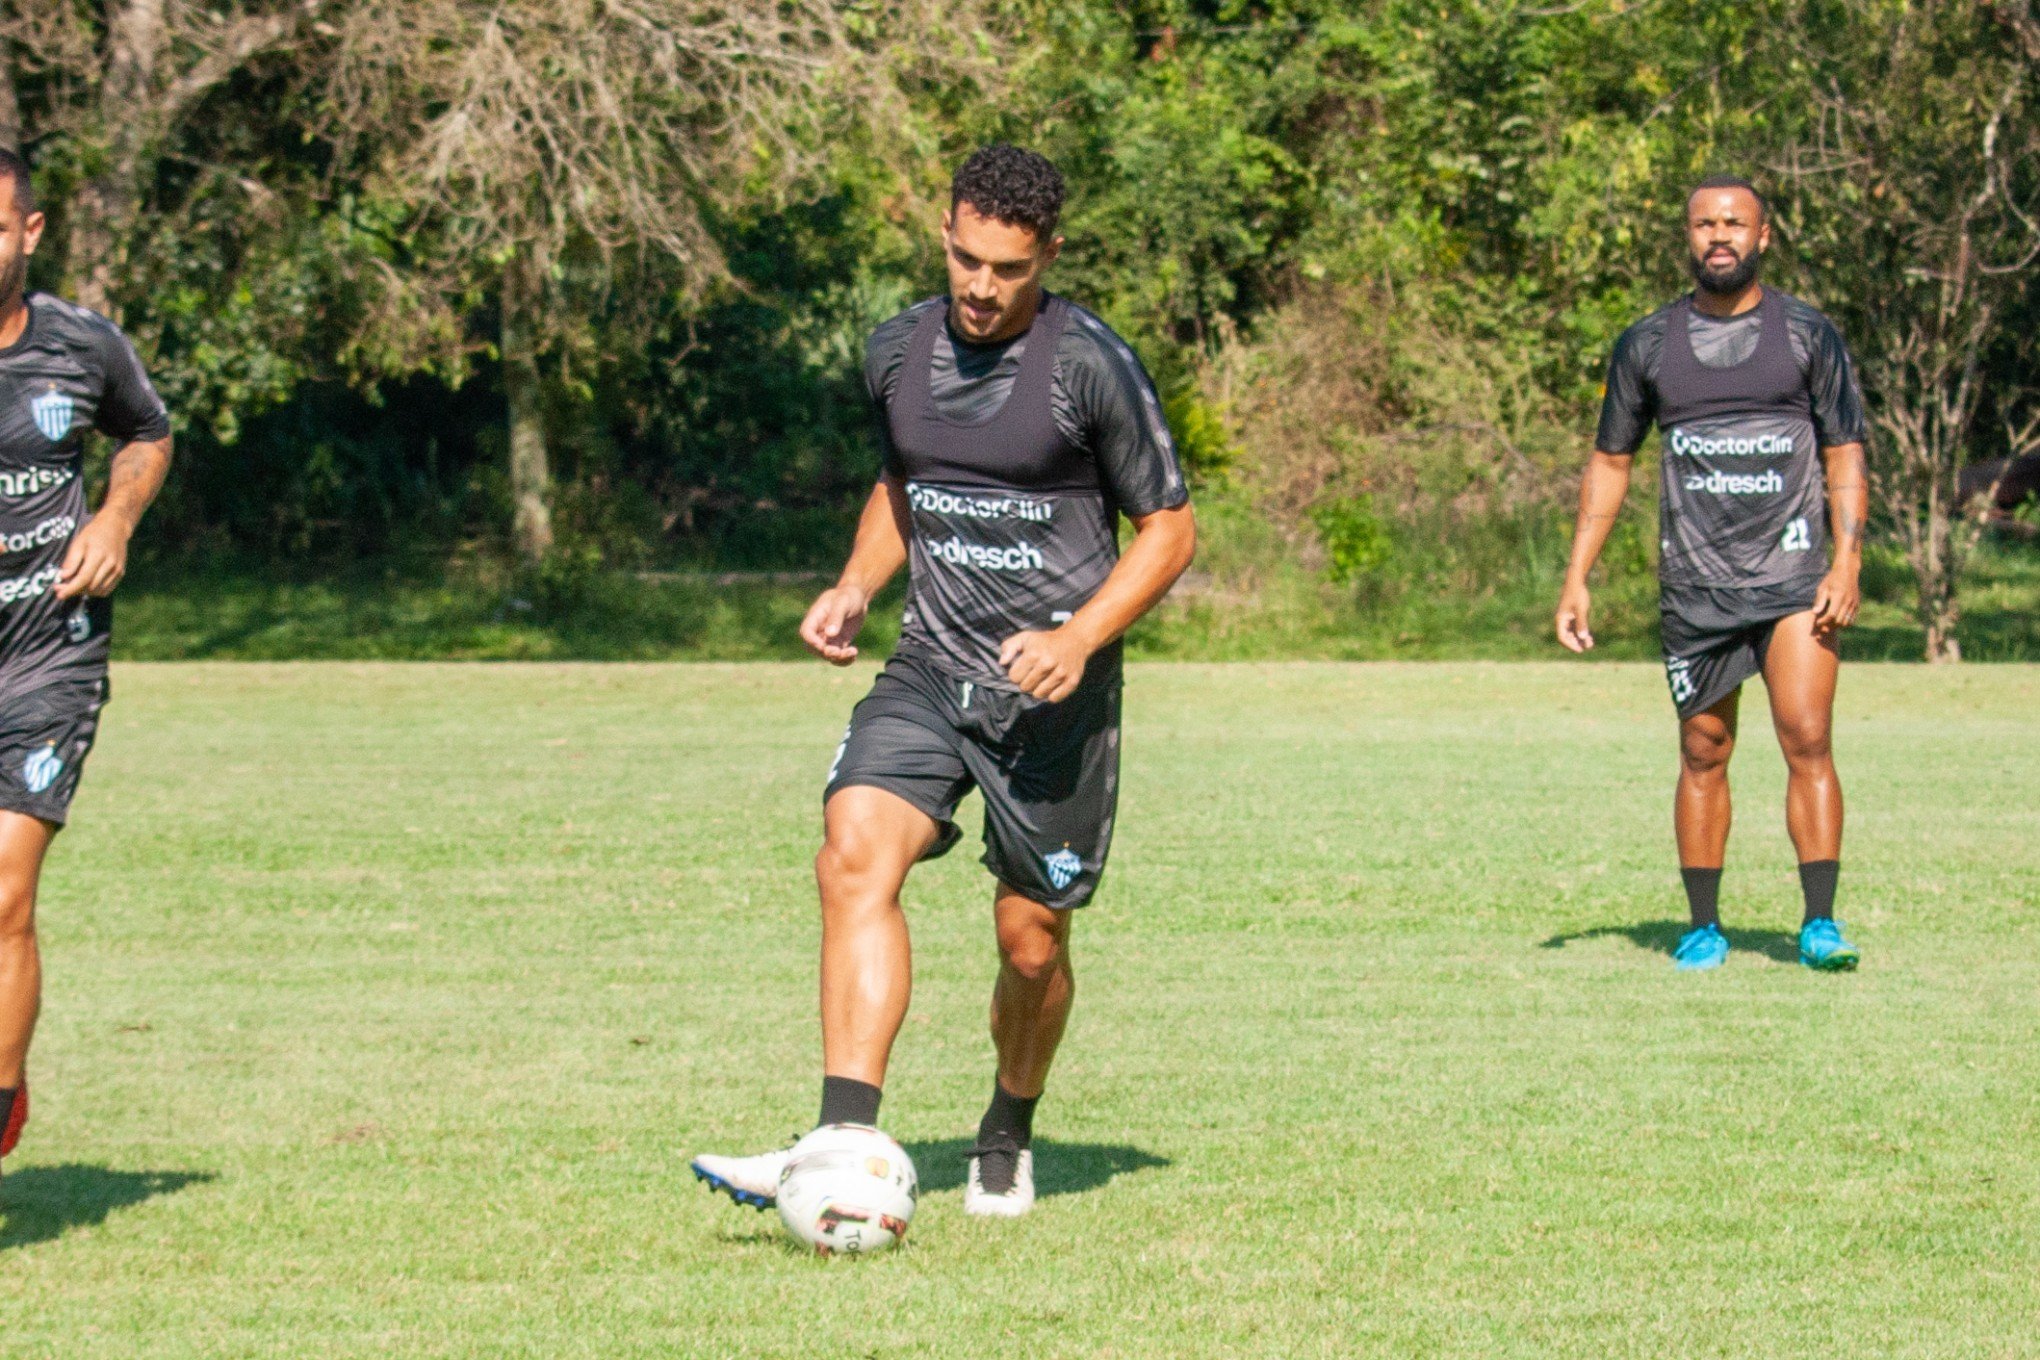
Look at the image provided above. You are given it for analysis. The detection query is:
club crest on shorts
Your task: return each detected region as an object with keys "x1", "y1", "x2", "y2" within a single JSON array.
[
  {"x1": 1042, "y1": 847, "x2": 1083, "y2": 892},
  {"x1": 30, "y1": 390, "x2": 74, "y2": 444},
  {"x1": 65, "y1": 606, "x2": 91, "y2": 643},
  {"x1": 22, "y1": 744, "x2": 63, "y2": 795}
]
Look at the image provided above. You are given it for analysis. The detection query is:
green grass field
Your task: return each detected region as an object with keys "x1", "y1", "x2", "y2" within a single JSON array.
[{"x1": 2, "y1": 661, "x2": 2036, "y2": 1358}]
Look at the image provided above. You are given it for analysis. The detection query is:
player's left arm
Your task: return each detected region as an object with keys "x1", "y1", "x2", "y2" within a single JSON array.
[
  {"x1": 1813, "y1": 440, "x2": 1867, "y2": 633},
  {"x1": 58, "y1": 320, "x2": 175, "y2": 601},
  {"x1": 1001, "y1": 320, "x2": 1195, "y2": 702},
  {"x1": 1001, "y1": 503, "x2": 1197, "y2": 702},
  {"x1": 1806, "y1": 313, "x2": 1870, "y2": 633},
  {"x1": 57, "y1": 434, "x2": 173, "y2": 600}
]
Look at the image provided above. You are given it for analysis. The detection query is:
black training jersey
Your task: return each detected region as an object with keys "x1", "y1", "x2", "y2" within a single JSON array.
[
  {"x1": 0, "y1": 293, "x2": 170, "y2": 690},
  {"x1": 1596, "y1": 288, "x2": 1866, "y2": 588},
  {"x1": 865, "y1": 294, "x2": 1187, "y2": 688}
]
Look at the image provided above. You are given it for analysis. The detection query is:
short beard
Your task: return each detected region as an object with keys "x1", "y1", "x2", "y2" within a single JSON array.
[
  {"x1": 0, "y1": 250, "x2": 24, "y2": 306},
  {"x1": 1689, "y1": 247, "x2": 1762, "y2": 296}
]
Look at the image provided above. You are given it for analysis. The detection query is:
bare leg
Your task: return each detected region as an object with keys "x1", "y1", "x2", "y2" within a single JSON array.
[
  {"x1": 1675, "y1": 689, "x2": 1741, "y2": 870},
  {"x1": 1762, "y1": 611, "x2": 1843, "y2": 862},
  {"x1": 988, "y1": 885, "x2": 1074, "y2": 1100},
  {"x1": 816, "y1": 786, "x2": 940, "y2": 1088},
  {"x1": 0, "y1": 811, "x2": 56, "y2": 1088}
]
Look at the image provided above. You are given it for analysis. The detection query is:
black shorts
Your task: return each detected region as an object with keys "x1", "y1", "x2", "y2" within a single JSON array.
[
  {"x1": 0, "y1": 674, "x2": 108, "y2": 826},
  {"x1": 824, "y1": 650, "x2": 1122, "y2": 910},
  {"x1": 1659, "y1": 578, "x2": 1822, "y2": 719}
]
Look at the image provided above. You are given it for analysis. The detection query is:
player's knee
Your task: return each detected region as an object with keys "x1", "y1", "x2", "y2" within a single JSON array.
[
  {"x1": 814, "y1": 840, "x2": 861, "y2": 893},
  {"x1": 1679, "y1": 729, "x2": 1733, "y2": 777},
  {"x1": 814, "y1": 832, "x2": 896, "y2": 900},
  {"x1": 998, "y1": 924, "x2": 1065, "y2": 983},
  {"x1": 1776, "y1": 716, "x2": 1832, "y2": 765},
  {"x1": 0, "y1": 884, "x2": 34, "y2": 941}
]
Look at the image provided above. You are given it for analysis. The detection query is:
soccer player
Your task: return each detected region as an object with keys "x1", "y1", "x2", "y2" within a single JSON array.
[
  {"x1": 691, "y1": 145, "x2": 1194, "y2": 1216},
  {"x1": 1556, "y1": 175, "x2": 1869, "y2": 972},
  {"x1": 0, "y1": 148, "x2": 175, "y2": 1184}
]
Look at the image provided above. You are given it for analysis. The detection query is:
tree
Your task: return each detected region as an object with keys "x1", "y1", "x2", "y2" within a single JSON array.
[
  {"x1": 328, "y1": 0, "x2": 852, "y2": 562},
  {"x1": 1766, "y1": 0, "x2": 2040, "y2": 661},
  {"x1": 0, "y1": 1, "x2": 339, "y2": 319}
]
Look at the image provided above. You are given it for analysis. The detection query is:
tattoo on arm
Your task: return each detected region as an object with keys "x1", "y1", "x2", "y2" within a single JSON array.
[{"x1": 100, "y1": 438, "x2": 173, "y2": 523}]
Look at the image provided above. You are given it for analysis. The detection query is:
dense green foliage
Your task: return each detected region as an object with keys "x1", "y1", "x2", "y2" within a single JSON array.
[
  {"x1": 5, "y1": 663, "x2": 2038, "y2": 1355},
  {"x1": 9, "y1": 1, "x2": 2039, "y2": 652}
]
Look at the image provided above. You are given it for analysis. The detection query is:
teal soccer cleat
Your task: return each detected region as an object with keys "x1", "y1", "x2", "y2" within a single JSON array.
[
  {"x1": 1672, "y1": 923, "x2": 1728, "y2": 970},
  {"x1": 1799, "y1": 918, "x2": 1861, "y2": 971}
]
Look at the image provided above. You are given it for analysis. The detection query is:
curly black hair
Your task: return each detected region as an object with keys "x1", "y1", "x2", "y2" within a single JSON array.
[{"x1": 951, "y1": 144, "x2": 1065, "y2": 239}]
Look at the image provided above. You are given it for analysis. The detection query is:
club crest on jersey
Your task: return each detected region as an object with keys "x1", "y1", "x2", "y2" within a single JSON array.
[
  {"x1": 22, "y1": 744, "x2": 62, "y2": 795},
  {"x1": 30, "y1": 390, "x2": 74, "y2": 444},
  {"x1": 65, "y1": 607, "x2": 91, "y2": 643},
  {"x1": 1043, "y1": 847, "x2": 1083, "y2": 891}
]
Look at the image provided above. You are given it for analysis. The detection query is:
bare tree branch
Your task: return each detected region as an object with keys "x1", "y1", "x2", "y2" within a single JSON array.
[{"x1": 160, "y1": 2, "x2": 332, "y2": 128}]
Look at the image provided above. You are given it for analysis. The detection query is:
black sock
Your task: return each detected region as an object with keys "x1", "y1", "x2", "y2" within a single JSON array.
[
  {"x1": 1681, "y1": 867, "x2": 1723, "y2": 930},
  {"x1": 0, "y1": 1087, "x2": 15, "y2": 1140},
  {"x1": 818, "y1": 1075, "x2": 882, "y2": 1128},
  {"x1": 1799, "y1": 860, "x2": 1840, "y2": 923},
  {"x1": 977, "y1": 1078, "x2": 1040, "y2": 1151}
]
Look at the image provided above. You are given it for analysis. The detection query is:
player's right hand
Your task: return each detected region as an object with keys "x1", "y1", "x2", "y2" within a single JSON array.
[
  {"x1": 799, "y1": 585, "x2": 869, "y2": 665},
  {"x1": 1555, "y1": 581, "x2": 1594, "y2": 653}
]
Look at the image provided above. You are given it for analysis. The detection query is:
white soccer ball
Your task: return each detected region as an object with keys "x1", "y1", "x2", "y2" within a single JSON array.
[{"x1": 776, "y1": 1123, "x2": 918, "y2": 1256}]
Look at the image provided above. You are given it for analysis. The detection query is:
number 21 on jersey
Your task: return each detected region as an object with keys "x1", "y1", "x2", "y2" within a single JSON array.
[{"x1": 1781, "y1": 517, "x2": 1812, "y2": 552}]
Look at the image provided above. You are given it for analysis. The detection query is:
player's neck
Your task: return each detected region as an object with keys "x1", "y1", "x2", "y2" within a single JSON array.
[
  {"x1": 0, "y1": 290, "x2": 28, "y2": 350},
  {"x1": 1691, "y1": 281, "x2": 1762, "y2": 319}
]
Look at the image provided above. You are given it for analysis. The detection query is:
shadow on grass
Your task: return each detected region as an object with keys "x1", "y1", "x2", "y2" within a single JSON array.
[
  {"x1": 1540, "y1": 920, "x2": 1801, "y2": 964},
  {"x1": 901, "y1": 1138, "x2": 1170, "y2": 1198},
  {"x1": 1, "y1": 1165, "x2": 215, "y2": 1251}
]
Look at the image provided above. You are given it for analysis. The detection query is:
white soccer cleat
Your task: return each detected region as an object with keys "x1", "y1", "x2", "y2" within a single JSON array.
[
  {"x1": 690, "y1": 1146, "x2": 792, "y2": 1210},
  {"x1": 964, "y1": 1145, "x2": 1035, "y2": 1218}
]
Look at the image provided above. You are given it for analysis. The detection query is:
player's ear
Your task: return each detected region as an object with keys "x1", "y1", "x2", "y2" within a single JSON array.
[
  {"x1": 20, "y1": 210, "x2": 43, "y2": 255},
  {"x1": 1757, "y1": 218, "x2": 1771, "y2": 253},
  {"x1": 1040, "y1": 234, "x2": 1064, "y2": 269},
  {"x1": 940, "y1": 209, "x2": 954, "y2": 242}
]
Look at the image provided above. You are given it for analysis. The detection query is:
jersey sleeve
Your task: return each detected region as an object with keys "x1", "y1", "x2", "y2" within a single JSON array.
[
  {"x1": 1593, "y1": 319, "x2": 1659, "y2": 455},
  {"x1": 1803, "y1": 314, "x2": 1868, "y2": 448},
  {"x1": 90, "y1": 319, "x2": 171, "y2": 443},
  {"x1": 1061, "y1": 315, "x2": 1188, "y2": 516},
  {"x1": 863, "y1": 305, "x2": 928, "y2": 480}
]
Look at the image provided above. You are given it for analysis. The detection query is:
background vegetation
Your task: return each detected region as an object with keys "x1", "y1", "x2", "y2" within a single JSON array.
[{"x1": 5, "y1": 1, "x2": 2037, "y2": 660}]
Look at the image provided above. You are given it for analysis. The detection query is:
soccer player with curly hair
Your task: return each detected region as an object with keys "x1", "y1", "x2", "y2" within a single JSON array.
[{"x1": 692, "y1": 145, "x2": 1195, "y2": 1217}]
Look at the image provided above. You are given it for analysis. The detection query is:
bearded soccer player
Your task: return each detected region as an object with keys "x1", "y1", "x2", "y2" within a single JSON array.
[
  {"x1": 1556, "y1": 175, "x2": 1868, "y2": 972},
  {"x1": 691, "y1": 145, "x2": 1194, "y2": 1216},
  {"x1": 0, "y1": 149, "x2": 174, "y2": 1186}
]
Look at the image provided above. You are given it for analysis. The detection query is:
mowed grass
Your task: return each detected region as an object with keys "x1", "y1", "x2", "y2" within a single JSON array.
[{"x1": 1, "y1": 661, "x2": 2036, "y2": 1359}]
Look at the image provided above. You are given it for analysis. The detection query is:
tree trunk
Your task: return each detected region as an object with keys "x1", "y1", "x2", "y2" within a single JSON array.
[
  {"x1": 67, "y1": 0, "x2": 166, "y2": 320},
  {"x1": 0, "y1": 48, "x2": 21, "y2": 152},
  {"x1": 66, "y1": 185, "x2": 128, "y2": 319},
  {"x1": 501, "y1": 256, "x2": 554, "y2": 563},
  {"x1": 1924, "y1": 614, "x2": 1962, "y2": 663},
  {"x1": 1905, "y1": 477, "x2": 1964, "y2": 663},
  {"x1": 1918, "y1": 529, "x2": 1963, "y2": 663}
]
